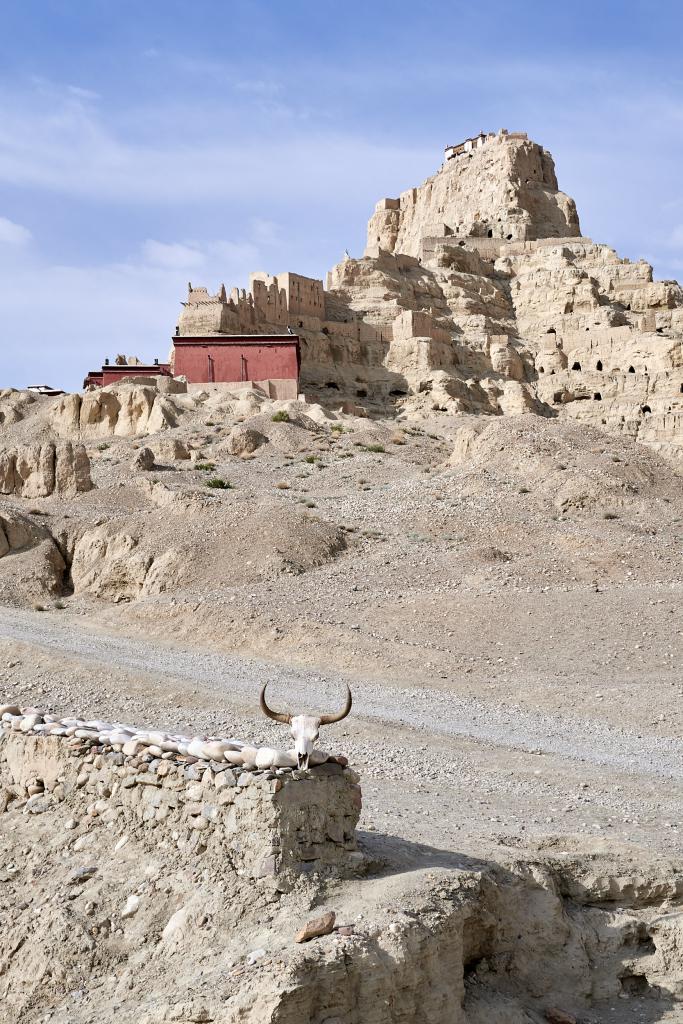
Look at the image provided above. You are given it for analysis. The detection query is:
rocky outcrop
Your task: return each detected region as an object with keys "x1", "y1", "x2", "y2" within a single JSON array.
[
  {"x1": 69, "y1": 525, "x2": 180, "y2": 601},
  {"x1": 0, "y1": 443, "x2": 92, "y2": 497},
  {"x1": 365, "y1": 130, "x2": 580, "y2": 257},
  {"x1": 51, "y1": 383, "x2": 181, "y2": 439},
  {"x1": 0, "y1": 505, "x2": 66, "y2": 602}
]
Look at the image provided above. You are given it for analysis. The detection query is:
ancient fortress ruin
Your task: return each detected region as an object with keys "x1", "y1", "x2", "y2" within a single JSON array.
[{"x1": 171, "y1": 128, "x2": 682, "y2": 459}]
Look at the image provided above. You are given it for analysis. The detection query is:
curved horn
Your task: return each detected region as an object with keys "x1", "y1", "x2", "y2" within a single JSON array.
[
  {"x1": 260, "y1": 683, "x2": 291, "y2": 725},
  {"x1": 319, "y1": 684, "x2": 352, "y2": 726}
]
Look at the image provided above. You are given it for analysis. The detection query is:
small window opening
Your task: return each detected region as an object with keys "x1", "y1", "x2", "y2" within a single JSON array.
[
  {"x1": 389, "y1": 388, "x2": 408, "y2": 397},
  {"x1": 628, "y1": 366, "x2": 635, "y2": 373},
  {"x1": 596, "y1": 360, "x2": 603, "y2": 371},
  {"x1": 547, "y1": 327, "x2": 556, "y2": 334},
  {"x1": 325, "y1": 381, "x2": 340, "y2": 390},
  {"x1": 641, "y1": 405, "x2": 651, "y2": 414},
  {"x1": 538, "y1": 366, "x2": 545, "y2": 374},
  {"x1": 487, "y1": 229, "x2": 493, "y2": 238},
  {"x1": 593, "y1": 392, "x2": 602, "y2": 401},
  {"x1": 356, "y1": 388, "x2": 367, "y2": 398},
  {"x1": 572, "y1": 361, "x2": 581, "y2": 371}
]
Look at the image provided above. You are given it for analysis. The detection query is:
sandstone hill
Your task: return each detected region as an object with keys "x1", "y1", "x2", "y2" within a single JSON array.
[{"x1": 174, "y1": 129, "x2": 682, "y2": 462}]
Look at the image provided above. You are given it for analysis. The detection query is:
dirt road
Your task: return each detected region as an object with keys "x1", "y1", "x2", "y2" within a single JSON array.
[{"x1": 1, "y1": 605, "x2": 682, "y2": 864}]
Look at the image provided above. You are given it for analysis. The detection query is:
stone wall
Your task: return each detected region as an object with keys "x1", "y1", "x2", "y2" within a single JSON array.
[{"x1": 0, "y1": 715, "x2": 362, "y2": 888}]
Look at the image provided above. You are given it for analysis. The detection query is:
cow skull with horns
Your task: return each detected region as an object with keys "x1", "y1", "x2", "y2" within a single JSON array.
[{"x1": 259, "y1": 682, "x2": 352, "y2": 769}]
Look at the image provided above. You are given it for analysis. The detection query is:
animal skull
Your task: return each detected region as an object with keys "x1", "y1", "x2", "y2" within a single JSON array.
[{"x1": 259, "y1": 683, "x2": 352, "y2": 769}]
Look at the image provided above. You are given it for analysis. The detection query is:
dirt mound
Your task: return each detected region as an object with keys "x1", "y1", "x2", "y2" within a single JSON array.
[
  {"x1": 224, "y1": 408, "x2": 325, "y2": 456},
  {"x1": 51, "y1": 492, "x2": 347, "y2": 602},
  {"x1": 449, "y1": 415, "x2": 680, "y2": 513}
]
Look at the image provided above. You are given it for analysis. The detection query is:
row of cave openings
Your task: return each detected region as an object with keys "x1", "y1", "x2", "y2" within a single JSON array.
[{"x1": 538, "y1": 359, "x2": 642, "y2": 374}]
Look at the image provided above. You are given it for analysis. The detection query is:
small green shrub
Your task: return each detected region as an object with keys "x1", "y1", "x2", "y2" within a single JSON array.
[
  {"x1": 330, "y1": 423, "x2": 344, "y2": 432},
  {"x1": 97, "y1": 442, "x2": 110, "y2": 451},
  {"x1": 366, "y1": 443, "x2": 385, "y2": 454},
  {"x1": 304, "y1": 455, "x2": 317, "y2": 464},
  {"x1": 196, "y1": 462, "x2": 215, "y2": 471},
  {"x1": 271, "y1": 410, "x2": 290, "y2": 422},
  {"x1": 206, "y1": 477, "x2": 233, "y2": 489}
]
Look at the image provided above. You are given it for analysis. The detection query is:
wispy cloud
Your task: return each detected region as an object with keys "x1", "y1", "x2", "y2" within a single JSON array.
[
  {"x1": 141, "y1": 240, "x2": 207, "y2": 269},
  {"x1": 0, "y1": 216, "x2": 32, "y2": 245},
  {"x1": 0, "y1": 84, "x2": 431, "y2": 205}
]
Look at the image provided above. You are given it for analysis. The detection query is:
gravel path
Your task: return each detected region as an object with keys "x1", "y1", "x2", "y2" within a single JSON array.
[{"x1": 2, "y1": 605, "x2": 682, "y2": 782}]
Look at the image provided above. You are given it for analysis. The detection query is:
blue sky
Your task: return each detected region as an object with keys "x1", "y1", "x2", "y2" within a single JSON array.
[{"x1": 1, "y1": 0, "x2": 682, "y2": 389}]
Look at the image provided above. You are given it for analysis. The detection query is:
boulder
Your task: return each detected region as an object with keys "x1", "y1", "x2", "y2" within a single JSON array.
[
  {"x1": 225, "y1": 425, "x2": 268, "y2": 456},
  {"x1": 132, "y1": 447, "x2": 155, "y2": 471}
]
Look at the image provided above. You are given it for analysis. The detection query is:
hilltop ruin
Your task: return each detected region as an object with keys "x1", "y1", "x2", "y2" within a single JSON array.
[{"x1": 175, "y1": 129, "x2": 682, "y2": 458}]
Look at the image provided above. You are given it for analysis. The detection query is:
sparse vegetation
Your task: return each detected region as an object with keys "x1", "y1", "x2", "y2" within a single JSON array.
[
  {"x1": 97, "y1": 442, "x2": 110, "y2": 451},
  {"x1": 271, "y1": 410, "x2": 290, "y2": 422},
  {"x1": 366, "y1": 443, "x2": 385, "y2": 454},
  {"x1": 196, "y1": 462, "x2": 215, "y2": 471},
  {"x1": 206, "y1": 478, "x2": 233, "y2": 489}
]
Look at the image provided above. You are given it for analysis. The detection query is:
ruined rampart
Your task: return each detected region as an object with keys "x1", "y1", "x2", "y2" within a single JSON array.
[{"x1": 0, "y1": 707, "x2": 362, "y2": 888}]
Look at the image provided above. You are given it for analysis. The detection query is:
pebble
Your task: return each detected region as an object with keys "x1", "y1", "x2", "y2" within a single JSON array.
[
  {"x1": 70, "y1": 865, "x2": 97, "y2": 884},
  {"x1": 121, "y1": 894, "x2": 140, "y2": 919},
  {"x1": 295, "y1": 911, "x2": 336, "y2": 943}
]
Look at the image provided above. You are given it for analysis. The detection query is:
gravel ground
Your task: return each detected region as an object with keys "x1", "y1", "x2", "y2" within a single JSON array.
[{"x1": 2, "y1": 604, "x2": 682, "y2": 867}]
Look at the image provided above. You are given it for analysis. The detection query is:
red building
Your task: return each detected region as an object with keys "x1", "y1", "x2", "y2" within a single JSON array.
[
  {"x1": 84, "y1": 362, "x2": 171, "y2": 389},
  {"x1": 172, "y1": 334, "x2": 300, "y2": 390}
]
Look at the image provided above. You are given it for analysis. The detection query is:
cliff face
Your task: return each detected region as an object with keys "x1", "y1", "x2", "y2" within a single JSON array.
[{"x1": 365, "y1": 132, "x2": 581, "y2": 257}]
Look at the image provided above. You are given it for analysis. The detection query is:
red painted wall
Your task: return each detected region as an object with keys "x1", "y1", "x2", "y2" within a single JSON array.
[
  {"x1": 173, "y1": 336, "x2": 299, "y2": 385},
  {"x1": 100, "y1": 364, "x2": 171, "y2": 385}
]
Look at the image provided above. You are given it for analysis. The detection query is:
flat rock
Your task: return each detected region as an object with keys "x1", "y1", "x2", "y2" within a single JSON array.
[{"x1": 295, "y1": 911, "x2": 336, "y2": 943}]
